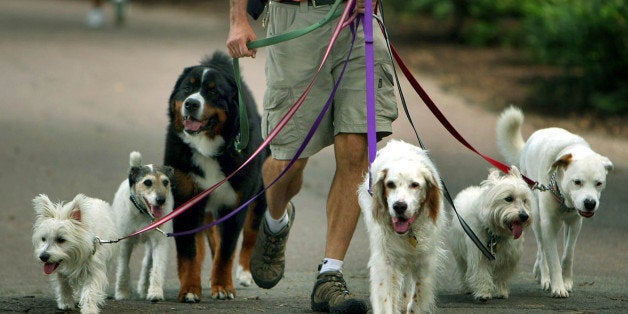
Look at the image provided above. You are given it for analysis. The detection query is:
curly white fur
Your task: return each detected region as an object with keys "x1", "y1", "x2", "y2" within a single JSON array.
[
  {"x1": 448, "y1": 167, "x2": 533, "y2": 302},
  {"x1": 358, "y1": 140, "x2": 446, "y2": 313}
]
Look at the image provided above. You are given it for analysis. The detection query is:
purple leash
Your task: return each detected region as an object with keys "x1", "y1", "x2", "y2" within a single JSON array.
[{"x1": 363, "y1": 0, "x2": 377, "y2": 193}]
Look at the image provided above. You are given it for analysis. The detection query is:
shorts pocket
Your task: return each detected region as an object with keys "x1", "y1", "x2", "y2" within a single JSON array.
[{"x1": 262, "y1": 88, "x2": 300, "y2": 146}]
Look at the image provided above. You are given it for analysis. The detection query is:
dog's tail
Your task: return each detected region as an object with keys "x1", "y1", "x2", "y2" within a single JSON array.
[
  {"x1": 496, "y1": 107, "x2": 525, "y2": 165},
  {"x1": 496, "y1": 106, "x2": 526, "y2": 166},
  {"x1": 130, "y1": 151, "x2": 142, "y2": 167}
]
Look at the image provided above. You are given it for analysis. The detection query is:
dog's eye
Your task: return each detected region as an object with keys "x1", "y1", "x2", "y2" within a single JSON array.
[
  {"x1": 143, "y1": 179, "x2": 153, "y2": 187},
  {"x1": 41, "y1": 237, "x2": 46, "y2": 242},
  {"x1": 162, "y1": 179, "x2": 169, "y2": 187},
  {"x1": 595, "y1": 181, "x2": 603, "y2": 187},
  {"x1": 385, "y1": 181, "x2": 396, "y2": 189},
  {"x1": 55, "y1": 237, "x2": 65, "y2": 244},
  {"x1": 574, "y1": 179, "x2": 582, "y2": 186},
  {"x1": 505, "y1": 196, "x2": 514, "y2": 202},
  {"x1": 410, "y1": 182, "x2": 420, "y2": 189}
]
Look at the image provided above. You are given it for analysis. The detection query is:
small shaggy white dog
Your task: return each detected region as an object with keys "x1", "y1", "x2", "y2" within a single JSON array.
[
  {"x1": 496, "y1": 106, "x2": 613, "y2": 298},
  {"x1": 112, "y1": 151, "x2": 175, "y2": 302},
  {"x1": 448, "y1": 167, "x2": 533, "y2": 302},
  {"x1": 32, "y1": 194, "x2": 118, "y2": 314},
  {"x1": 358, "y1": 140, "x2": 446, "y2": 313}
]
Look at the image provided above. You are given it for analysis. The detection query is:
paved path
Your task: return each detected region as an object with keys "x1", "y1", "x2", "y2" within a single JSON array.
[{"x1": 1, "y1": 0, "x2": 626, "y2": 312}]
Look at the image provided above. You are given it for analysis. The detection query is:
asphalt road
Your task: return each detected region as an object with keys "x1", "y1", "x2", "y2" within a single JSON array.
[{"x1": 1, "y1": 0, "x2": 626, "y2": 313}]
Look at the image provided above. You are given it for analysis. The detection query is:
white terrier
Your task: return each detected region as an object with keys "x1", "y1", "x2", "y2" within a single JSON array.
[
  {"x1": 32, "y1": 194, "x2": 118, "y2": 314},
  {"x1": 358, "y1": 140, "x2": 447, "y2": 313},
  {"x1": 448, "y1": 167, "x2": 533, "y2": 302},
  {"x1": 112, "y1": 151, "x2": 174, "y2": 302},
  {"x1": 496, "y1": 106, "x2": 613, "y2": 298}
]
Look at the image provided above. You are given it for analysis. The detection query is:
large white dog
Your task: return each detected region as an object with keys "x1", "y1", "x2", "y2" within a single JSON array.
[
  {"x1": 496, "y1": 106, "x2": 613, "y2": 298},
  {"x1": 449, "y1": 167, "x2": 532, "y2": 302},
  {"x1": 358, "y1": 140, "x2": 447, "y2": 313}
]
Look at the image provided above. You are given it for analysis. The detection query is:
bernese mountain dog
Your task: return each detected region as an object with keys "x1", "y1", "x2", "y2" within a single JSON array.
[{"x1": 164, "y1": 51, "x2": 267, "y2": 302}]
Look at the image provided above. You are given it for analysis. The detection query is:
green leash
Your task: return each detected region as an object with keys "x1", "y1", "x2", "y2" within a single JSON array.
[{"x1": 233, "y1": 0, "x2": 344, "y2": 152}]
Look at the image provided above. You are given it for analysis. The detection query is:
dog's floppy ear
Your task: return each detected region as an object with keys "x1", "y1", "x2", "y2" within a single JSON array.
[
  {"x1": 371, "y1": 168, "x2": 389, "y2": 221},
  {"x1": 33, "y1": 194, "x2": 55, "y2": 218},
  {"x1": 425, "y1": 174, "x2": 442, "y2": 224},
  {"x1": 601, "y1": 156, "x2": 614, "y2": 172},
  {"x1": 162, "y1": 165, "x2": 176, "y2": 187},
  {"x1": 551, "y1": 153, "x2": 572, "y2": 172}
]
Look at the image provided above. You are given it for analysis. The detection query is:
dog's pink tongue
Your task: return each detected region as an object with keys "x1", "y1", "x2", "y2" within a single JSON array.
[
  {"x1": 392, "y1": 217, "x2": 414, "y2": 234},
  {"x1": 43, "y1": 262, "x2": 58, "y2": 275},
  {"x1": 511, "y1": 223, "x2": 523, "y2": 240},
  {"x1": 184, "y1": 119, "x2": 204, "y2": 132}
]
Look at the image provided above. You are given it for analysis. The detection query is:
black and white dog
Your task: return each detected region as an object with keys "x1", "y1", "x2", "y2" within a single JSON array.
[
  {"x1": 164, "y1": 51, "x2": 268, "y2": 301},
  {"x1": 112, "y1": 151, "x2": 174, "y2": 302}
]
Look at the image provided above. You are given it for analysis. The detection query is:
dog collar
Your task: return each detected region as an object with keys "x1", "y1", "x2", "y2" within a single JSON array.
[
  {"x1": 130, "y1": 194, "x2": 154, "y2": 219},
  {"x1": 548, "y1": 171, "x2": 566, "y2": 205}
]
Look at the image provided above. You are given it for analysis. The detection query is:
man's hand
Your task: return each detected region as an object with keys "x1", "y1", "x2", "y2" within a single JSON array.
[{"x1": 227, "y1": 0, "x2": 258, "y2": 58}]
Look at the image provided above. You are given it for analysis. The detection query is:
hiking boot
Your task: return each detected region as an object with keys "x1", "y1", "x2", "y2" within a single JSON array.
[
  {"x1": 311, "y1": 270, "x2": 368, "y2": 313},
  {"x1": 250, "y1": 202, "x2": 295, "y2": 289}
]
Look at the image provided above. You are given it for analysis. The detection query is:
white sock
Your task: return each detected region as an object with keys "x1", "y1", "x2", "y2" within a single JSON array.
[
  {"x1": 319, "y1": 258, "x2": 344, "y2": 274},
  {"x1": 265, "y1": 210, "x2": 289, "y2": 234}
]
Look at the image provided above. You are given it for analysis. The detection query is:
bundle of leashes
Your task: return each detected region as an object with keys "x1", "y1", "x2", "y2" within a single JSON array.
[{"x1": 102, "y1": 0, "x2": 554, "y2": 261}]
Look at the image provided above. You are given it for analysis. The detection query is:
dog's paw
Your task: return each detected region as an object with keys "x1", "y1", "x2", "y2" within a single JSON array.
[
  {"x1": 473, "y1": 292, "x2": 492, "y2": 303},
  {"x1": 211, "y1": 285, "x2": 235, "y2": 300},
  {"x1": 178, "y1": 291, "x2": 201, "y2": 303},
  {"x1": 57, "y1": 302, "x2": 75, "y2": 311},
  {"x1": 551, "y1": 287, "x2": 569, "y2": 298},
  {"x1": 147, "y1": 289, "x2": 164, "y2": 303},
  {"x1": 563, "y1": 278, "x2": 573, "y2": 292},
  {"x1": 79, "y1": 303, "x2": 100, "y2": 314},
  {"x1": 540, "y1": 278, "x2": 551, "y2": 291},
  {"x1": 114, "y1": 289, "x2": 132, "y2": 301},
  {"x1": 237, "y1": 265, "x2": 253, "y2": 287}
]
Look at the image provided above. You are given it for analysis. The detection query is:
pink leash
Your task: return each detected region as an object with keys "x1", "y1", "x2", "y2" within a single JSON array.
[{"x1": 115, "y1": 0, "x2": 359, "y2": 241}]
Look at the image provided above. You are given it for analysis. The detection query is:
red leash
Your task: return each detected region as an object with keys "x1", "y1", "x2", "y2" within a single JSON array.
[{"x1": 389, "y1": 45, "x2": 538, "y2": 188}]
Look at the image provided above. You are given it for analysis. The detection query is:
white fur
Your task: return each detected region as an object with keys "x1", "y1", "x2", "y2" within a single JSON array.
[
  {"x1": 448, "y1": 167, "x2": 533, "y2": 301},
  {"x1": 112, "y1": 153, "x2": 174, "y2": 302},
  {"x1": 358, "y1": 140, "x2": 446, "y2": 313},
  {"x1": 496, "y1": 106, "x2": 613, "y2": 298},
  {"x1": 32, "y1": 194, "x2": 118, "y2": 314}
]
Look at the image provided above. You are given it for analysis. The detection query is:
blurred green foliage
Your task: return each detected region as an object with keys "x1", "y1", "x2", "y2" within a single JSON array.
[{"x1": 385, "y1": 0, "x2": 627, "y2": 114}]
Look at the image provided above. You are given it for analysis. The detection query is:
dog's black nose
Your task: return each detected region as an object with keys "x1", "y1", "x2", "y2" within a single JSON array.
[
  {"x1": 584, "y1": 199, "x2": 597, "y2": 210},
  {"x1": 184, "y1": 99, "x2": 201, "y2": 112},
  {"x1": 392, "y1": 201, "x2": 407, "y2": 214},
  {"x1": 39, "y1": 252, "x2": 50, "y2": 263},
  {"x1": 156, "y1": 196, "x2": 166, "y2": 206},
  {"x1": 519, "y1": 212, "x2": 529, "y2": 222}
]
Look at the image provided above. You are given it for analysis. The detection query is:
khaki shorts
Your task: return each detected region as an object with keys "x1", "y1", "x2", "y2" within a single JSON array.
[{"x1": 262, "y1": 1, "x2": 398, "y2": 160}]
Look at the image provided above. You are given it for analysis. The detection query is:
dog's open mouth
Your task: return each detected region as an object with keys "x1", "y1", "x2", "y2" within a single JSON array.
[
  {"x1": 392, "y1": 216, "x2": 415, "y2": 234},
  {"x1": 509, "y1": 222, "x2": 523, "y2": 239},
  {"x1": 578, "y1": 210, "x2": 595, "y2": 218},
  {"x1": 43, "y1": 262, "x2": 59, "y2": 275},
  {"x1": 142, "y1": 198, "x2": 164, "y2": 219},
  {"x1": 184, "y1": 116, "x2": 208, "y2": 134}
]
